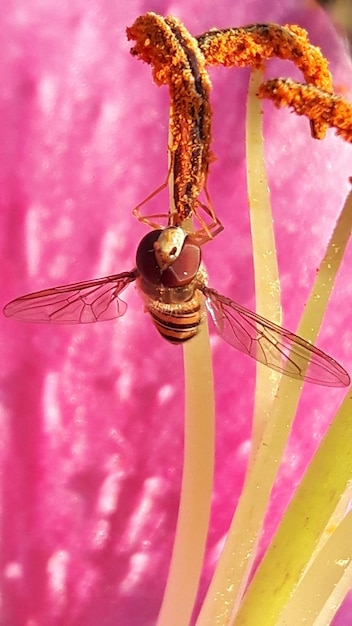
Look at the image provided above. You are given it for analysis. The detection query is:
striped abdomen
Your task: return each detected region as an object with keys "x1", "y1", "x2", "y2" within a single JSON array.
[{"x1": 147, "y1": 293, "x2": 202, "y2": 343}]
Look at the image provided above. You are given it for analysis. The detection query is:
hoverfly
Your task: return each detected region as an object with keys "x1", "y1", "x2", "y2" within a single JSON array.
[{"x1": 3, "y1": 225, "x2": 350, "y2": 387}]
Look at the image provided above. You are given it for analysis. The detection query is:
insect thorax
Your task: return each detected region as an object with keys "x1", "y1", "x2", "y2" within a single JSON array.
[{"x1": 137, "y1": 265, "x2": 208, "y2": 344}]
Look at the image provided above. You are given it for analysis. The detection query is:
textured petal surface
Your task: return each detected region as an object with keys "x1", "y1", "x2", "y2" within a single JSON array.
[{"x1": 1, "y1": 1, "x2": 352, "y2": 624}]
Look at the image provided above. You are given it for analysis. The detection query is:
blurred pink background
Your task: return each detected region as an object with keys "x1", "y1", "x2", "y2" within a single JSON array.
[{"x1": 1, "y1": 0, "x2": 352, "y2": 624}]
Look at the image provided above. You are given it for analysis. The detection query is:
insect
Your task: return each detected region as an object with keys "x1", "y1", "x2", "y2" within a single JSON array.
[
  {"x1": 4, "y1": 16, "x2": 350, "y2": 389},
  {"x1": 3, "y1": 225, "x2": 350, "y2": 388}
]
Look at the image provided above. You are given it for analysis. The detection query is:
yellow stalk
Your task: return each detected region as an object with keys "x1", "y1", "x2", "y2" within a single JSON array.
[
  {"x1": 235, "y1": 390, "x2": 352, "y2": 625},
  {"x1": 157, "y1": 319, "x2": 215, "y2": 626},
  {"x1": 197, "y1": 69, "x2": 284, "y2": 626},
  {"x1": 157, "y1": 119, "x2": 215, "y2": 626},
  {"x1": 234, "y1": 189, "x2": 352, "y2": 624},
  {"x1": 197, "y1": 71, "x2": 352, "y2": 626}
]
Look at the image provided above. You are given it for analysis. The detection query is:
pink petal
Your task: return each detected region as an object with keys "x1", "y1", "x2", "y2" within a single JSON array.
[{"x1": 1, "y1": 1, "x2": 352, "y2": 623}]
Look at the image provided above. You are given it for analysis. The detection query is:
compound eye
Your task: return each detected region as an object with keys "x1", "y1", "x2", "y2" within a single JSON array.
[
  {"x1": 161, "y1": 237, "x2": 201, "y2": 287},
  {"x1": 135, "y1": 230, "x2": 201, "y2": 288},
  {"x1": 135, "y1": 230, "x2": 163, "y2": 285}
]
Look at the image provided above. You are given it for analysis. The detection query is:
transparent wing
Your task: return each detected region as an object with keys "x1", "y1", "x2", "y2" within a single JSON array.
[
  {"x1": 3, "y1": 270, "x2": 139, "y2": 323},
  {"x1": 204, "y1": 287, "x2": 350, "y2": 387}
]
